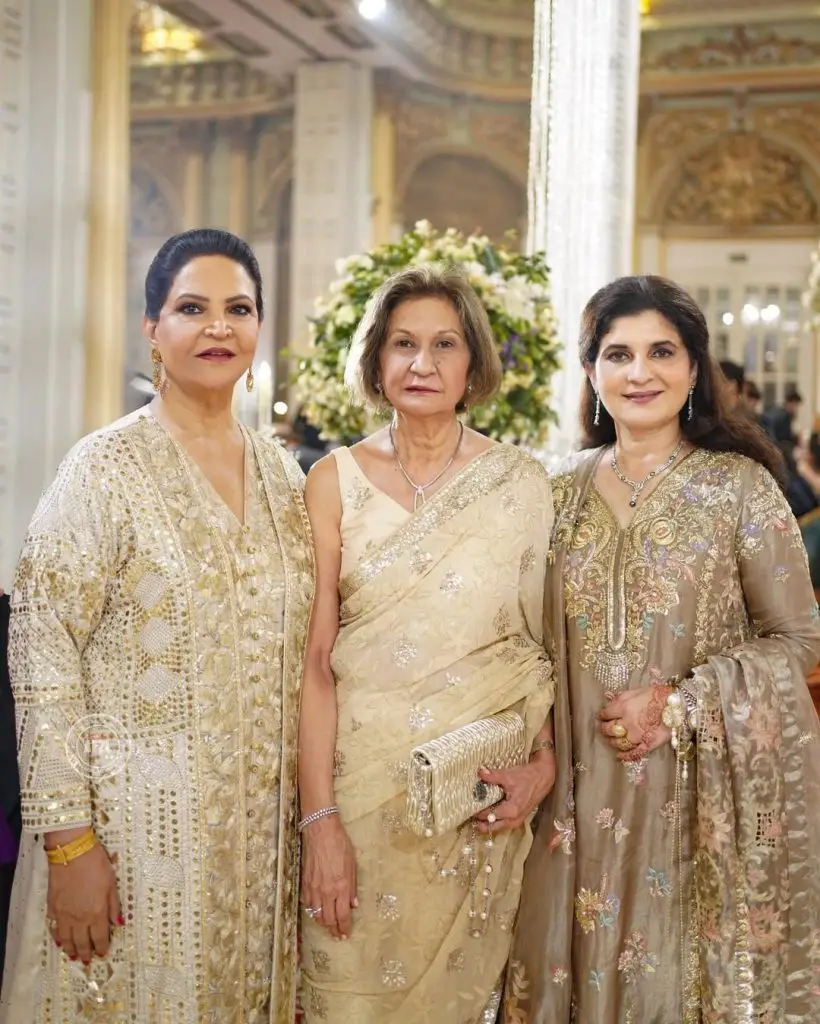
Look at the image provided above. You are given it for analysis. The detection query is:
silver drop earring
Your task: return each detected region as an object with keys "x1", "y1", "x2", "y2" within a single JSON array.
[
  {"x1": 594, "y1": 391, "x2": 601, "y2": 426},
  {"x1": 687, "y1": 384, "x2": 694, "y2": 421}
]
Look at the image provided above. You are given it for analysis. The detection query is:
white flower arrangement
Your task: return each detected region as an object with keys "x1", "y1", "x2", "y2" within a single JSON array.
[{"x1": 293, "y1": 221, "x2": 561, "y2": 446}]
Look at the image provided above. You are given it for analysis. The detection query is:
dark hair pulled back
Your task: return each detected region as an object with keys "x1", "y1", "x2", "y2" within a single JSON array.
[
  {"x1": 144, "y1": 228, "x2": 264, "y2": 321},
  {"x1": 578, "y1": 275, "x2": 784, "y2": 483}
]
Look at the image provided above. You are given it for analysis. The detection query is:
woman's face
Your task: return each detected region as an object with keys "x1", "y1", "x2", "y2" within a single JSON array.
[
  {"x1": 588, "y1": 309, "x2": 696, "y2": 436},
  {"x1": 379, "y1": 296, "x2": 471, "y2": 418},
  {"x1": 144, "y1": 255, "x2": 259, "y2": 397}
]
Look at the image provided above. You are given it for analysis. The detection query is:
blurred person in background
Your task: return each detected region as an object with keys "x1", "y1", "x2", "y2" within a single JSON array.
[
  {"x1": 717, "y1": 359, "x2": 744, "y2": 410},
  {"x1": 742, "y1": 379, "x2": 762, "y2": 420}
]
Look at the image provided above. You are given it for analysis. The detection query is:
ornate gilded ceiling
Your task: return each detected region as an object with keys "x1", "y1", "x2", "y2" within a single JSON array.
[{"x1": 129, "y1": 1, "x2": 820, "y2": 115}]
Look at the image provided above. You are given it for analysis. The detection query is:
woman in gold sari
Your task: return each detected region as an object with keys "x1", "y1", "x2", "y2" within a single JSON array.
[
  {"x1": 298, "y1": 266, "x2": 556, "y2": 1023},
  {"x1": 504, "y1": 276, "x2": 820, "y2": 1023},
  {"x1": 0, "y1": 230, "x2": 313, "y2": 1023}
]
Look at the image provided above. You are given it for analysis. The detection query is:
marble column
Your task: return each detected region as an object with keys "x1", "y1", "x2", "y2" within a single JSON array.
[
  {"x1": 83, "y1": 0, "x2": 131, "y2": 433},
  {"x1": 290, "y1": 62, "x2": 373, "y2": 351},
  {"x1": 0, "y1": 0, "x2": 97, "y2": 582},
  {"x1": 180, "y1": 122, "x2": 209, "y2": 230},
  {"x1": 227, "y1": 117, "x2": 254, "y2": 239},
  {"x1": 371, "y1": 91, "x2": 397, "y2": 247},
  {"x1": 528, "y1": 0, "x2": 641, "y2": 458}
]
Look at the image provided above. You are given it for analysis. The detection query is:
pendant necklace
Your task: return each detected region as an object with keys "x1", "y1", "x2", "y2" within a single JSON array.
[
  {"x1": 390, "y1": 421, "x2": 464, "y2": 511},
  {"x1": 611, "y1": 439, "x2": 685, "y2": 508}
]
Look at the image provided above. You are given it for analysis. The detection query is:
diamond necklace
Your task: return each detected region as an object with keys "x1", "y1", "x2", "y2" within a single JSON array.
[
  {"x1": 611, "y1": 439, "x2": 685, "y2": 508},
  {"x1": 389, "y1": 420, "x2": 464, "y2": 511}
]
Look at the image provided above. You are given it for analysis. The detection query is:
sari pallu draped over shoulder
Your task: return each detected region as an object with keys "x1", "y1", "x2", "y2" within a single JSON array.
[
  {"x1": 504, "y1": 448, "x2": 820, "y2": 1024},
  {"x1": 300, "y1": 444, "x2": 555, "y2": 1024}
]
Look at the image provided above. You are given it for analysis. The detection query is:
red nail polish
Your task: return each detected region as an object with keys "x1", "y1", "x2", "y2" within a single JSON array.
[
  {"x1": 69, "y1": 955, "x2": 77, "y2": 961},
  {"x1": 55, "y1": 941, "x2": 61, "y2": 947},
  {"x1": 117, "y1": 915, "x2": 125, "y2": 926},
  {"x1": 82, "y1": 961, "x2": 90, "y2": 967}
]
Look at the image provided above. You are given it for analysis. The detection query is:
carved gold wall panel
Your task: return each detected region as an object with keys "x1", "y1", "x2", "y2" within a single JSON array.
[{"x1": 638, "y1": 97, "x2": 820, "y2": 234}]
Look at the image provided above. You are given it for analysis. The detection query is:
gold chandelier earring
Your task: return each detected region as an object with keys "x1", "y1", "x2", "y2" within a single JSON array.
[
  {"x1": 151, "y1": 347, "x2": 165, "y2": 393},
  {"x1": 246, "y1": 366, "x2": 255, "y2": 392}
]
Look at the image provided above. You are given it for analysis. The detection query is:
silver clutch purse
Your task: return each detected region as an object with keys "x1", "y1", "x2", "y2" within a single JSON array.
[{"x1": 405, "y1": 710, "x2": 526, "y2": 837}]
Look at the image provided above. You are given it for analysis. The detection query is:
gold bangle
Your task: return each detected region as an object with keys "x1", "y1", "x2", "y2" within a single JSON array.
[
  {"x1": 531, "y1": 738, "x2": 555, "y2": 755},
  {"x1": 45, "y1": 829, "x2": 98, "y2": 866}
]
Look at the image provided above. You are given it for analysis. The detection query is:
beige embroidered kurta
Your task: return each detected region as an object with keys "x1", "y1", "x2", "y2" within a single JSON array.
[
  {"x1": 300, "y1": 443, "x2": 555, "y2": 1024},
  {"x1": 0, "y1": 411, "x2": 314, "y2": 1024},
  {"x1": 504, "y1": 447, "x2": 820, "y2": 1023}
]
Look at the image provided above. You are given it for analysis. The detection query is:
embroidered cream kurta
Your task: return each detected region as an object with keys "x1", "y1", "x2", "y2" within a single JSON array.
[{"x1": 0, "y1": 411, "x2": 314, "y2": 1024}]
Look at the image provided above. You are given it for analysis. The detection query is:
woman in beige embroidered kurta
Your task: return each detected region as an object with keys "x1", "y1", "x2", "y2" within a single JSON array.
[
  {"x1": 0, "y1": 231, "x2": 314, "y2": 1024},
  {"x1": 504, "y1": 276, "x2": 820, "y2": 1023}
]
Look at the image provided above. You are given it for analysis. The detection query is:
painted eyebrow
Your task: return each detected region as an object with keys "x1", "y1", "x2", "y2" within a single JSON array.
[
  {"x1": 389, "y1": 328, "x2": 462, "y2": 336},
  {"x1": 601, "y1": 339, "x2": 678, "y2": 349},
  {"x1": 175, "y1": 292, "x2": 254, "y2": 304}
]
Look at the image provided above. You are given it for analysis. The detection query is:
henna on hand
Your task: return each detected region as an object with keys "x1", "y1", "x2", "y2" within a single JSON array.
[{"x1": 636, "y1": 684, "x2": 673, "y2": 749}]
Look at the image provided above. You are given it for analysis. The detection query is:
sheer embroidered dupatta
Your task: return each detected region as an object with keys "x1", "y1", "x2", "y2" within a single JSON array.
[
  {"x1": 305, "y1": 445, "x2": 554, "y2": 1023},
  {"x1": 687, "y1": 461, "x2": 820, "y2": 1021},
  {"x1": 330, "y1": 445, "x2": 554, "y2": 827}
]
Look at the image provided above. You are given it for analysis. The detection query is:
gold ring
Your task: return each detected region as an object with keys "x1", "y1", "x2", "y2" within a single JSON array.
[
  {"x1": 615, "y1": 737, "x2": 635, "y2": 751},
  {"x1": 46, "y1": 917, "x2": 58, "y2": 931},
  {"x1": 612, "y1": 722, "x2": 627, "y2": 738}
]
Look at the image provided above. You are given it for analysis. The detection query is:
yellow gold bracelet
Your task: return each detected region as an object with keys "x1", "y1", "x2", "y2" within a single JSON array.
[{"x1": 45, "y1": 829, "x2": 98, "y2": 866}]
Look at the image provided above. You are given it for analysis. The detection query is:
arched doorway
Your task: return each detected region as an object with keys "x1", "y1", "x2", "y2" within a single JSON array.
[{"x1": 400, "y1": 153, "x2": 526, "y2": 248}]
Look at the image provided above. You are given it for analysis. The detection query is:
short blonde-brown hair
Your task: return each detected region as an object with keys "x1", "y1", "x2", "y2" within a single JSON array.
[{"x1": 344, "y1": 264, "x2": 502, "y2": 411}]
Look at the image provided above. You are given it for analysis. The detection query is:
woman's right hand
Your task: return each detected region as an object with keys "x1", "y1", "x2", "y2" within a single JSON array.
[
  {"x1": 300, "y1": 815, "x2": 358, "y2": 940},
  {"x1": 46, "y1": 840, "x2": 122, "y2": 963}
]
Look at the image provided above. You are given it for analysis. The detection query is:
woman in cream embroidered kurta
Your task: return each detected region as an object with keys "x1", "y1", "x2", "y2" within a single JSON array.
[
  {"x1": 0, "y1": 230, "x2": 314, "y2": 1024},
  {"x1": 0, "y1": 413, "x2": 312, "y2": 1023}
]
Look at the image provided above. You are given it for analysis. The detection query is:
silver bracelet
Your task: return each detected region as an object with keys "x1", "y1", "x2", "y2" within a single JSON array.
[{"x1": 298, "y1": 805, "x2": 339, "y2": 832}]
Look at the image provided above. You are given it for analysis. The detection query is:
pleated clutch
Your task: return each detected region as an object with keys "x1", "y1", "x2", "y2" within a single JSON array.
[{"x1": 405, "y1": 709, "x2": 526, "y2": 837}]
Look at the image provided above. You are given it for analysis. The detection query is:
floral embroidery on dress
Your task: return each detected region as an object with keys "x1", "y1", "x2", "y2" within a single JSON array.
[
  {"x1": 392, "y1": 637, "x2": 419, "y2": 668},
  {"x1": 408, "y1": 704, "x2": 433, "y2": 731},
  {"x1": 550, "y1": 818, "x2": 575, "y2": 854},
  {"x1": 575, "y1": 875, "x2": 620, "y2": 934},
  {"x1": 551, "y1": 966, "x2": 569, "y2": 985},
  {"x1": 589, "y1": 970, "x2": 604, "y2": 991},
  {"x1": 646, "y1": 867, "x2": 672, "y2": 898},
  {"x1": 440, "y1": 571, "x2": 465, "y2": 595},
  {"x1": 595, "y1": 807, "x2": 630, "y2": 844},
  {"x1": 494, "y1": 606, "x2": 512, "y2": 636},
  {"x1": 504, "y1": 960, "x2": 531, "y2": 1023},
  {"x1": 346, "y1": 477, "x2": 373, "y2": 512},
  {"x1": 380, "y1": 958, "x2": 407, "y2": 988},
  {"x1": 617, "y1": 931, "x2": 659, "y2": 982},
  {"x1": 311, "y1": 949, "x2": 331, "y2": 975},
  {"x1": 520, "y1": 545, "x2": 536, "y2": 573},
  {"x1": 376, "y1": 892, "x2": 400, "y2": 921}
]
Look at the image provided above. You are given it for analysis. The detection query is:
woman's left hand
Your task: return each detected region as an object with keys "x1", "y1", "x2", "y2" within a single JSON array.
[
  {"x1": 474, "y1": 752, "x2": 556, "y2": 834},
  {"x1": 598, "y1": 685, "x2": 673, "y2": 762}
]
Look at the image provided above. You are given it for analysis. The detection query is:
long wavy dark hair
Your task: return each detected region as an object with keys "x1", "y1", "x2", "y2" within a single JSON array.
[{"x1": 578, "y1": 275, "x2": 784, "y2": 483}]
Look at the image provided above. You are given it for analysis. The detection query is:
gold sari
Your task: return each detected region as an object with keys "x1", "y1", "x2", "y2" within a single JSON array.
[
  {"x1": 504, "y1": 447, "x2": 820, "y2": 1023},
  {"x1": 300, "y1": 443, "x2": 554, "y2": 1023}
]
